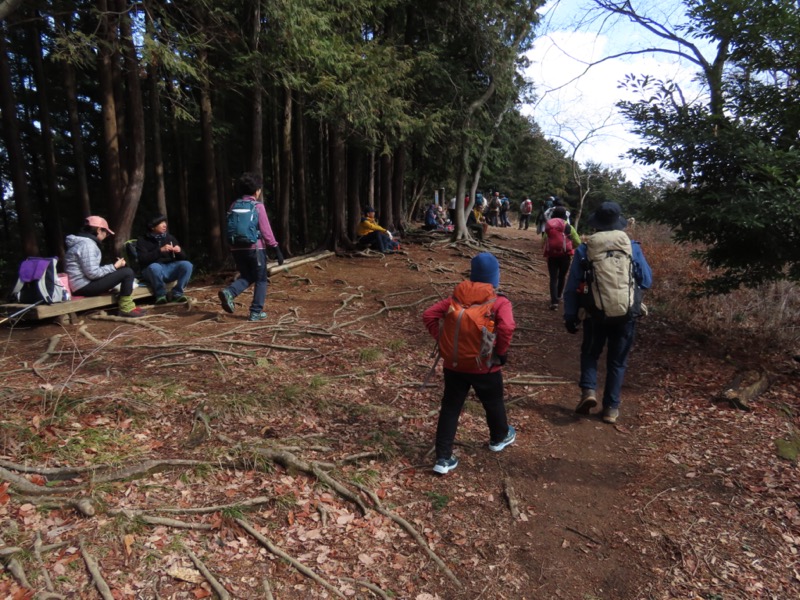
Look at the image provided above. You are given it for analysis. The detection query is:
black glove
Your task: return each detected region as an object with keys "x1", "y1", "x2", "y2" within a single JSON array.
[
  {"x1": 274, "y1": 246, "x2": 285, "y2": 266},
  {"x1": 565, "y1": 317, "x2": 580, "y2": 334},
  {"x1": 493, "y1": 353, "x2": 507, "y2": 366}
]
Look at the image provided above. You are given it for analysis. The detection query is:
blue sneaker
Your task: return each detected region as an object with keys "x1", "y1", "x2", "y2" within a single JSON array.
[
  {"x1": 248, "y1": 311, "x2": 268, "y2": 322},
  {"x1": 489, "y1": 426, "x2": 516, "y2": 452},
  {"x1": 218, "y1": 289, "x2": 235, "y2": 313},
  {"x1": 432, "y1": 456, "x2": 458, "y2": 475}
]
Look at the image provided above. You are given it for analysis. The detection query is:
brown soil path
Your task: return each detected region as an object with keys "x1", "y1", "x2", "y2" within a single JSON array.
[{"x1": 1, "y1": 226, "x2": 797, "y2": 599}]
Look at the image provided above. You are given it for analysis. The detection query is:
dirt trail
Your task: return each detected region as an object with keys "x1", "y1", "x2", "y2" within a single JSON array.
[{"x1": 2, "y1": 226, "x2": 796, "y2": 599}]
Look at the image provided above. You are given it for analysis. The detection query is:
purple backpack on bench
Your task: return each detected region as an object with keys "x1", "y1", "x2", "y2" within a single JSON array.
[{"x1": 9, "y1": 257, "x2": 67, "y2": 304}]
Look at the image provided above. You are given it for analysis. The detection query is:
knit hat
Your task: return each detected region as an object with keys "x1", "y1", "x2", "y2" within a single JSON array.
[
  {"x1": 85, "y1": 216, "x2": 114, "y2": 235},
  {"x1": 148, "y1": 215, "x2": 167, "y2": 230},
  {"x1": 551, "y1": 206, "x2": 567, "y2": 219},
  {"x1": 470, "y1": 252, "x2": 500, "y2": 289},
  {"x1": 364, "y1": 206, "x2": 376, "y2": 214},
  {"x1": 588, "y1": 202, "x2": 627, "y2": 231}
]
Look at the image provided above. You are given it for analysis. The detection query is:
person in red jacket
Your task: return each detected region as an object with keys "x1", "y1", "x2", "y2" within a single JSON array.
[{"x1": 422, "y1": 252, "x2": 517, "y2": 475}]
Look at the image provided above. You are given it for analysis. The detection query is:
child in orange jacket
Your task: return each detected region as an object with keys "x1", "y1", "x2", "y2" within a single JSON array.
[{"x1": 422, "y1": 252, "x2": 517, "y2": 474}]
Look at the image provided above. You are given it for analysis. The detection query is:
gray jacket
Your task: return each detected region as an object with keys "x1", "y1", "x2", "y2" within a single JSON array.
[{"x1": 64, "y1": 234, "x2": 116, "y2": 292}]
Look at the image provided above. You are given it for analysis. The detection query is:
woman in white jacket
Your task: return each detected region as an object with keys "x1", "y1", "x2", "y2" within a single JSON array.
[{"x1": 64, "y1": 216, "x2": 146, "y2": 318}]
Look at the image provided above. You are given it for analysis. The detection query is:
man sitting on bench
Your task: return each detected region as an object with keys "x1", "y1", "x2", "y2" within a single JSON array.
[{"x1": 136, "y1": 215, "x2": 193, "y2": 304}]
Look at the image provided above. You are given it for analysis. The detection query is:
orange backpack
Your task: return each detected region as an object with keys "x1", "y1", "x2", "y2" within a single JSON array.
[{"x1": 438, "y1": 281, "x2": 497, "y2": 370}]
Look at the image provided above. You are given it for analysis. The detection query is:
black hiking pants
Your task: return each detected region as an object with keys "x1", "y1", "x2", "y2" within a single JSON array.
[
  {"x1": 547, "y1": 255, "x2": 572, "y2": 304},
  {"x1": 435, "y1": 368, "x2": 508, "y2": 460}
]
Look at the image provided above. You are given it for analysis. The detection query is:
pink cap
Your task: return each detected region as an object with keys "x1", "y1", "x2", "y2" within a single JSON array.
[{"x1": 85, "y1": 216, "x2": 114, "y2": 235}]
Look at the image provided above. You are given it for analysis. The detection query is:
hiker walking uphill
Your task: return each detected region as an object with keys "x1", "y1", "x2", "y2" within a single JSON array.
[
  {"x1": 518, "y1": 197, "x2": 533, "y2": 230},
  {"x1": 543, "y1": 206, "x2": 581, "y2": 310},
  {"x1": 64, "y1": 216, "x2": 145, "y2": 318},
  {"x1": 218, "y1": 172, "x2": 284, "y2": 322},
  {"x1": 422, "y1": 252, "x2": 517, "y2": 475},
  {"x1": 563, "y1": 202, "x2": 652, "y2": 424}
]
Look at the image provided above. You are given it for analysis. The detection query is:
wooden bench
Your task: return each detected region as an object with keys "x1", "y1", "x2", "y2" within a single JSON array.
[{"x1": 0, "y1": 285, "x2": 158, "y2": 322}]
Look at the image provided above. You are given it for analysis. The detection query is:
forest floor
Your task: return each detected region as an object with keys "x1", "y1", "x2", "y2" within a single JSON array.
[{"x1": 1, "y1": 225, "x2": 799, "y2": 600}]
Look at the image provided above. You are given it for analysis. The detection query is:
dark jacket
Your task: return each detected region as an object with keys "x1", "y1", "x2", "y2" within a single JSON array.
[{"x1": 136, "y1": 233, "x2": 188, "y2": 269}]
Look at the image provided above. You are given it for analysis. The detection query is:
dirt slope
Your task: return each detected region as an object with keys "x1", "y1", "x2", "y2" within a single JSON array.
[{"x1": 1, "y1": 227, "x2": 798, "y2": 599}]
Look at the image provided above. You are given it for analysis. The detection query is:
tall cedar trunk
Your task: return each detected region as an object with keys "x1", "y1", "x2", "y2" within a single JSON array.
[
  {"x1": 367, "y1": 148, "x2": 375, "y2": 208},
  {"x1": 379, "y1": 151, "x2": 392, "y2": 230},
  {"x1": 278, "y1": 85, "x2": 292, "y2": 255},
  {"x1": 29, "y1": 15, "x2": 64, "y2": 258},
  {"x1": 96, "y1": 0, "x2": 122, "y2": 222},
  {"x1": 347, "y1": 145, "x2": 364, "y2": 240},
  {"x1": 249, "y1": 1, "x2": 263, "y2": 174},
  {"x1": 270, "y1": 80, "x2": 281, "y2": 209},
  {"x1": 0, "y1": 23, "x2": 38, "y2": 256},
  {"x1": 391, "y1": 145, "x2": 405, "y2": 232},
  {"x1": 328, "y1": 123, "x2": 349, "y2": 250},
  {"x1": 111, "y1": 0, "x2": 127, "y2": 191},
  {"x1": 169, "y1": 82, "x2": 189, "y2": 248},
  {"x1": 62, "y1": 58, "x2": 91, "y2": 217},
  {"x1": 114, "y1": 1, "x2": 146, "y2": 249},
  {"x1": 198, "y1": 46, "x2": 224, "y2": 265},
  {"x1": 292, "y1": 95, "x2": 308, "y2": 251},
  {"x1": 145, "y1": 7, "x2": 166, "y2": 218}
]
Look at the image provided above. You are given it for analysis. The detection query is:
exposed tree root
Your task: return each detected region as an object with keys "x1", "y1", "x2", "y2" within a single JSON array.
[
  {"x1": 113, "y1": 496, "x2": 272, "y2": 516},
  {"x1": 356, "y1": 485, "x2": 462, "y2": 587},
  {"x1": 329, "y1": 295, "x2": 438, "y2": 330},
  {"x1": 5, "y1": 556, "x2": 32, "y2": 589},
  {"x1": 503, "y1": 478, "x2": 521, "y2": 519},
  {"x1": 89, "y1": 313, "x2": 170, "y2": 337},
  {"x1": 77, "y1": 325, "x2": 102, "y2": 345},
  {"x1": 253, "y1": 447, "x2": 368, "y2": 514},
  {"x1": 339, "y1": 576, "x2": 391, "y2": 599},
  {"x1": 262, "y1": 577, "x2": 275, "y2": 600},
  {"x1": 186, "y1": 548, "x2": 231, "y2": 600},
  {"x1": 80, "y1": 539, "x2": 114, "y2": 600},
  {"x1": 236, "y1": 518, "x2": 347, "y2": 599}
]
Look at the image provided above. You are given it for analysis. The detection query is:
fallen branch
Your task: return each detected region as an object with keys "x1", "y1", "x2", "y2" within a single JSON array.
[
  {"x1": 117, "y1": 512, "x2": 214, "y2": 530},
  {"x1": 186, "y1": 548, "x2": 231, "y2": 600},
  {"x1": 117, "y1": 496, "x2": 272, "y2": 515},
  {"x1": 504, "y1": 377, "x2": 570, "y2": 386},
  {"x1": 80, "y1": 539, "x2": 114, "y2": 600},
  {"x1": 236, "y1": 518, "x2": 346, "y2": 599},
  {"x1": 262, "y1": 577, "x2": 275, "y2": 600},
  {"x1": 565, "y1": 525, "x2": 602, "y2": 546},
  {"x1": 356, "y1": 485, "x2": 461, "y2": 587}
]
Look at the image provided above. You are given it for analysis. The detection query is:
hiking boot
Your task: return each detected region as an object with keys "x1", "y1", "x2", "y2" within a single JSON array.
[
  {"x1": 549, "y1": 302, "x2": 558, "y2": 310},
  {"x1": 155, "y1": 296, "x2": 168, "y2": 305},
  {"x1": 218, "y1": 289, "x2": 235, "y2": 313},
  {"x1": 248, "y1": 311, "x2": 268, "y2": 322},
  {"x1": 119, "y1": 307, "x2": 147, "y2": 318},
  {"x1": 170, "y1": 294, "x2": 189, "y2": 304},
  {"x1": 602, "y1": 407, "x2": 620, "y2": 424},
  {"x1": 489, "y1": 425, "x2": 516, "y2": 452},
  {"x1": 433, "y1": 456, "x2": 459, "y2": 475},
  {"x1": 575, "y1": 388, "x2": 597, "y2": 414}
]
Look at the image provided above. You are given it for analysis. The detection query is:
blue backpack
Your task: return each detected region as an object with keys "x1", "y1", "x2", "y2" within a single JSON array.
[{"x1": 226, "y1": 199, "x2": 260, "y2": 246}]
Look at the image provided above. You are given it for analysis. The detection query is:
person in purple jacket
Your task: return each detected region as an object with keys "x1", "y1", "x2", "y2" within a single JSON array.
[{"x1": 218, "y1": 172, "x2": 284, "y2": 322}]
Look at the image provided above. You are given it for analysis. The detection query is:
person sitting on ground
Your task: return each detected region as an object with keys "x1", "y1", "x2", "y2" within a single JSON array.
[
  {"x1": 422, "y1": 252, "x2": 517, "y2": 475},
  {"x1": 135, "y1": 215, "x2": 193, "y2": 305},
  {"x1": 423, "y1": 203, "x2": 438, "y2": 231},
  {"x1": 64, "y1": 216, "x2": 146, "y2": 318},
  {"x1": 357, "y1": 206, "x2": 397, "y2": 252}
]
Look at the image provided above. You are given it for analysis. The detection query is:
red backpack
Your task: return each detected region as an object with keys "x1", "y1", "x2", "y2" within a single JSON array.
[
  {"x1": 544, "y1": 218, "x2": 573, "y2": 257},
  {"x1": 438, "y1": 281, "x2": 497, "y2": 370}
]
